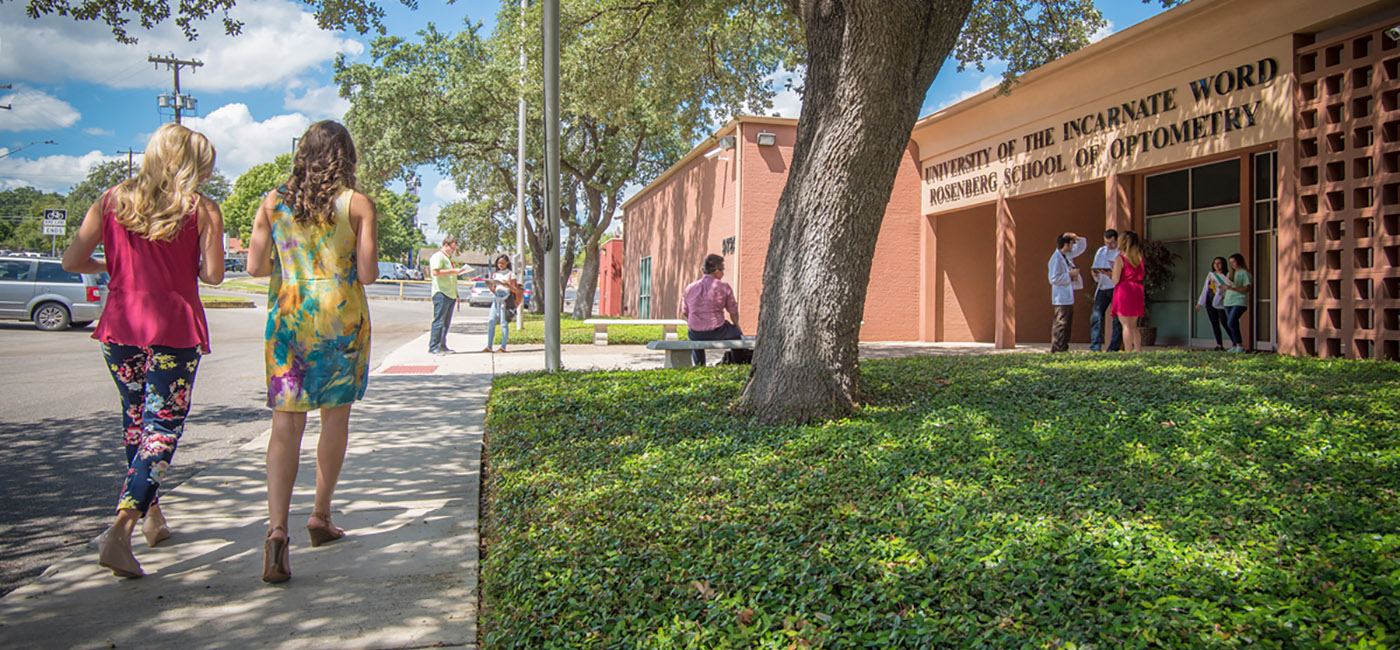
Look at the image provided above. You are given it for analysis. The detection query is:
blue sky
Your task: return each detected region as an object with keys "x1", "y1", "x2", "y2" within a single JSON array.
[{"x1": 0, "y1": 0, "x2": 1170, "y2": 239}]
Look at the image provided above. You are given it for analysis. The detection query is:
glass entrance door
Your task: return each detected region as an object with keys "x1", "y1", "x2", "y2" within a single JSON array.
[{"x1": 1144, "y1": 159, "x2": 1243, "y2": 346}]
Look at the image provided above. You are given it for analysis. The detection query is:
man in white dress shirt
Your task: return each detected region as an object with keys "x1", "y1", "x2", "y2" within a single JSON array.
[
  {"x1": 1088, "y1": 229, "x2": 1123, "y2": 352},
  {"x1": 1047, "y1": 231, "x2": 1086, "y2": 353}
]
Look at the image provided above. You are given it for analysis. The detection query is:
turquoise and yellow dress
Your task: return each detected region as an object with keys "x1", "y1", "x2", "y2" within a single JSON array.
[{"x1": 264, "y1": 187, "x2": 370, "y2": 411}]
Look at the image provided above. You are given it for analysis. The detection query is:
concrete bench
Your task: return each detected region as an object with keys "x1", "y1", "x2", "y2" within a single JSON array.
[
  {"x1": 583, "y1": 319, "x2": 687, "y2": 345},
  {"x1": 646, "y1": 339, "x2": 756, "y2": 368}
]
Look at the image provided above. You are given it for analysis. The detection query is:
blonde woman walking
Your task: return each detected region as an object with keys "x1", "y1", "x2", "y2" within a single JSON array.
[
  {"x1": 62, "y1": 124, "x2": 224, "y2": 578},
  {"x1": 247, "y1": 121, "x2": 378, "y2": 583}
]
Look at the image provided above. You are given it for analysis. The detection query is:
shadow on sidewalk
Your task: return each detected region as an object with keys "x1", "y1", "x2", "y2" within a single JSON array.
[{"x1": 0, "y1": 373, "x2": 486, "y2": 650}]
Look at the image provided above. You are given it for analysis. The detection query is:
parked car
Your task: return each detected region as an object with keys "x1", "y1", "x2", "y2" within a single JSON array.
[
  {"x1": 0, "y1": 256, "x2": 108, "y2": 331},
  {"x1": 466, "y1": 281, "x2": 495, "y2": 307},
  {"x1": 376, "y1": 261, "x2": 410, "y2": 280},
  {"x1": 404, "y1": 268, "x2": 424, "y2": 280},
  {"x1": 522, "y1": 280, "x2": 532, "y2": 309},
  {"x1": 224, "y1": 257, "x2": 245, "y2": 272}
]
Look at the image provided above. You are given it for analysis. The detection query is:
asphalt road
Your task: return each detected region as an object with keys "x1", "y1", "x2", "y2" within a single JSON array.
[{"x1": 0, "y1": 291, "x2": 458, "y2": 596}]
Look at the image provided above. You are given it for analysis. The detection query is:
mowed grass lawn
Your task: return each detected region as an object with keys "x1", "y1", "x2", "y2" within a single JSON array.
[
  {"x1": 504, "y1": 313, "x2": 688, "y2": 345},
  {"x1": 482, "y1": 352, "x2": 1400, "y2": 649}
]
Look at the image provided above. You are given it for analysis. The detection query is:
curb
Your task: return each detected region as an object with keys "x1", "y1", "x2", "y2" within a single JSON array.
[{"x1": 201, "y1": 299, "x2": 255, "y2": 309}]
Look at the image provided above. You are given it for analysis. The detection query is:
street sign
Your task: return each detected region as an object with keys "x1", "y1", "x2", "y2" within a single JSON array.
[
  {"x1": 42, "y1": 209, "x2": 67, "y2": 226},
  {"x1": 43, "y1": 225, "x2": 66, "y2": 236}
]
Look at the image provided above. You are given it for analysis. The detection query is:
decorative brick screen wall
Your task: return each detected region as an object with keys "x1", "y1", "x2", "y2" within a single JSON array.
[{"x1": 1296, "y1": 26, "x2": 1400, "y2": 360}]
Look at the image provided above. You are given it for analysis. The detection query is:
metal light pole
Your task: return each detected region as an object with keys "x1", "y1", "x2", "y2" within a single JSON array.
[
  {"x1": 515, "y1": 0, "x2": 528, "y2": 331},
  {"x1": 543, "y1": 0, "x2": 561, "y2": 370}
]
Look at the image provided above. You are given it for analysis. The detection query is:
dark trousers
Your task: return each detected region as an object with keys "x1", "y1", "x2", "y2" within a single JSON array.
[
  {"x1": 430, "y1": 292, "x2": 455, "y2": 353},
  {"x1": 1089, "y1": 289, "x2": 1123, "y2": 351},
  {"x1": 1051, "y1": 305, "x2": 1074, "y2": 353},
  {"x1": 1224, "y1": 305, "x2": 1248, "y2": 347},
  {"x1": 1204, "y1": 302, "x2": 1225, "y2": 346},
  {"x1": 102, "y1": 343, "x2": 202, "y2": 514},
  {"x1": 688, "y1": 321, "x2": 744, "y2": 366}
]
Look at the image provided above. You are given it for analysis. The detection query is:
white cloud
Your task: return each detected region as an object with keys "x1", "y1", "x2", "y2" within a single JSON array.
[
  {"x1": 766, "y1": 67, "x2": 804, "y2": 119},
  {"x1": 929, "y1": 74, "x2": 1001, "y2": 112},
  {"x1": 83, "y1": 127, "x2": 115, "y2": 136},
  {"x1": 0, "y1": 149, "x2": 115, "y2": 192},
  {"x1": 1090, "y1": 19, "x2": 1116, "y2": 44},
  {"x1": 182, "y1": 103, "x2": 310, "y2": 177},
  {"x1": 283, "y1": 80, "x2": 352, "y2": 121},
  {"x1": 0, "y1": 86, "x2": 81, "y2": 131},
  {"x1": 0, "y1": 0, "x2": 364, "y2": 92},
  {"x1": 433, "y1": 178, "x2": 471, "y2": 203}
]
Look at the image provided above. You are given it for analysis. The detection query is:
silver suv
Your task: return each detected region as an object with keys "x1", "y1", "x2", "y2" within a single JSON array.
[{"x1": 0, "y1": 256, "x2": 108, "y2": 331}]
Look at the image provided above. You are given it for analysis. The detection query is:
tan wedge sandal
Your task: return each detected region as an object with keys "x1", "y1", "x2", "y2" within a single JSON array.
[
  {"x1": 262, "y1": 527, "x2": 291, "y2": 583},
  {"x1": 306, "y1": 511, "x2": 345, "y2": 547}
]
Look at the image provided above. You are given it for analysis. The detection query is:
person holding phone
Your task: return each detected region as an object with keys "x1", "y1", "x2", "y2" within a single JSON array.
[{"x1": 1047, "y1": 231, "x2": 1086, "y2": 353}]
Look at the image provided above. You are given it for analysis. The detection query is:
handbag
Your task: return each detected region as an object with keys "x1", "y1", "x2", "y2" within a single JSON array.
[{"x1": 503, "y1": 294, "x2": 518, "y2": 322}]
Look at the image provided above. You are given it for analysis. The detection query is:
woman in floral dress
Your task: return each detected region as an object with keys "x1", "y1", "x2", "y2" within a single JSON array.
[
  {"x1": 247, "y1": 120, "x2": 378, "y2": 583},
  {"x1": 61, "y1": 123, "x2": 224, "y2": 578}
]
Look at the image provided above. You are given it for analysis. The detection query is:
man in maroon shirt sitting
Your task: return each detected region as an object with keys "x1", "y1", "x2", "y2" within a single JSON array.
[{"x1": 680, "y1": 253, "x2": 747, "y2": 366}]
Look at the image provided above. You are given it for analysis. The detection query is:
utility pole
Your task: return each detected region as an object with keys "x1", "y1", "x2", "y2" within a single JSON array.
[
  {"x1": 116, "y1": 149, "x2": 142, "y2": 179},
  {"x1": 515, "y1": 0, "x2": 527, "y2": 331},
  {"x1": 543, "y1": 0, "x2": 561, "y2": 370},
  {"x1": 148, "y1": 55, "x2": 203, "y2": 124}
]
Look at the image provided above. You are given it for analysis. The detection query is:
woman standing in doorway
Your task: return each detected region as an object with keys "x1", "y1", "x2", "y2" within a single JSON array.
[
  {"x1": 1111, "y1": 230, "x2": 1147, "y2": 352},
  {"x1": 62, "y1": 124, "x2": 223, "y2": 578},
  {"x1": 1194, "y1": 256, "x2": 1233, "y2": 350},
  {"x1": 1220, "y1": 253, "x2": 1252, "y2": 352},
  {"x1": 247, "y1": 120, "x2": 378, "y2": 583}
]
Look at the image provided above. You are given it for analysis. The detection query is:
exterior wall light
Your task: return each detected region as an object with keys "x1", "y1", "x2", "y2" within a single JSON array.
[
  {"x1": 718, "y1": 135, "x2": 737, "y2": 150},
  {"x1": 756, "y1": 131, "x2": 777, "y2": 147}
]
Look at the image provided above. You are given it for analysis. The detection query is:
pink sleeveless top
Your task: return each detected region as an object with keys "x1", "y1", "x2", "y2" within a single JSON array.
[{"x1": 92, "y1": 190, "x2": 211, "y2": 353}]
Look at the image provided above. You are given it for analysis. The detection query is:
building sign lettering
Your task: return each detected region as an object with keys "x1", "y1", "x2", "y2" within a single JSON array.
[{"x1": 921, "y1": 47, "x2": 1289, "y2": 213}]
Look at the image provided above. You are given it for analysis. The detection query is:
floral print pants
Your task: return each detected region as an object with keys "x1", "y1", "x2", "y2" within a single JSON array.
[{"x1": 102, "y1": 343, "x2": 201, "y2": 514}]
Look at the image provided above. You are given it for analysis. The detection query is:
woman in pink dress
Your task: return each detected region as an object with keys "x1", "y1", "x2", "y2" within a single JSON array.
[
  {"x1": 1111, "y1": 230, "x2": 1147, "y2": 352},
  {"x1": 62, "y1": 124, "x2": 224, "y2": 578}
]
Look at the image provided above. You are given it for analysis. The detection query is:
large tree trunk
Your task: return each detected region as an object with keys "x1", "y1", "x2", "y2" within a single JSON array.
[
  {"x1": 572, "y1": 243, "x2": 601, "y2": 319},
  {"x1": 739, "y1": 0, "x2": 972, "y2": 423}
]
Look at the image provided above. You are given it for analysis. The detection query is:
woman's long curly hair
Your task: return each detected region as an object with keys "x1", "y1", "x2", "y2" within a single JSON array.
[
  {"x1": 111, "y1": 124, "x2": 215, "y2": 241},
  {"x1": 282, "y1": 120, "x2": 358, "y2": 225}
]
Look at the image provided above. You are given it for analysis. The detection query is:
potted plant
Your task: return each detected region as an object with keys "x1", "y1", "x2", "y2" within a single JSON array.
[{"x1": 1138, "y1": 238, "x2": 1180, "y2": 347}]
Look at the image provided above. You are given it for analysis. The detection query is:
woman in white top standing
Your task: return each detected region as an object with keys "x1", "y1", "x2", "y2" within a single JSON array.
[
  {"x1": 483, "y1": 254, "x2": 521, "y2": 353},
  {"x1": 1194, "y1": 256, "x2": 1233, "y2": 351}
]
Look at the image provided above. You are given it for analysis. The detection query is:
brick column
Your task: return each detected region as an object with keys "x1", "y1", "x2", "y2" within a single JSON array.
[
  {"x1": 1277, "y1": 138, "x2": 1301, "y2": 355},
  {"x1": 995, "y1": 198, "x2": 1017, "y2": 349},
  {"x1": 1105, "y1": 173, "x2": 1132, "y2": 234}
]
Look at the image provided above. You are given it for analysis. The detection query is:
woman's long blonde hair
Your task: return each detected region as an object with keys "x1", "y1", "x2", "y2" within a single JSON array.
[
  {"x1": 282, "y1": 120, "x2": 357, "y2": 226},
  {"x1": 110, "y1": 123, "x2": 215, "y2": 241}
]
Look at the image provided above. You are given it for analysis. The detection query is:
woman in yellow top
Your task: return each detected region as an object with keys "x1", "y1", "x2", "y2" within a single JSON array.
[{"x1": 247, "y1": 120, "x2": 379, "y2": 583}]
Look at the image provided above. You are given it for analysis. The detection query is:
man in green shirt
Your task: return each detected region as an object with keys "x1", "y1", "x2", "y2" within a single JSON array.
[{"x1": 429, "y1": 236, "x2": 467, "y2": 354}]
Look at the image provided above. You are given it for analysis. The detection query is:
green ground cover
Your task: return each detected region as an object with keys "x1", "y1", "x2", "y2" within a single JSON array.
[
  {"x1": 502, "y1": 313, "x2": 689, "y2": 345},
  {"x1": 203, "y1": 279, "x2": 267, "y2": 293},
  {"x1": 482, "y1": 352, "x2": 1400, "y2": 649}
]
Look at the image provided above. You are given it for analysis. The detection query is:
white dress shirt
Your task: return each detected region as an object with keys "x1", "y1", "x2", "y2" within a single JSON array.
[
  {"x1": 1047, "y1": 238, "x2": 1087, "y2": 306},
  {"x1": 1091, "y1": 245, "x2": 1120, "y2": 291}
]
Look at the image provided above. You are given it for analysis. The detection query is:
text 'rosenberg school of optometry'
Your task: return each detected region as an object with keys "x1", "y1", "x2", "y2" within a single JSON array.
[{"x1": 610, "y1": 0, "x2": 1400, "y2": 360}]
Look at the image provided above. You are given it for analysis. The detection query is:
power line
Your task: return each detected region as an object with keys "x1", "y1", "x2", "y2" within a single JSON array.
[{"x1": 116, "y1": 149, "x2": 143, "y2": 179}]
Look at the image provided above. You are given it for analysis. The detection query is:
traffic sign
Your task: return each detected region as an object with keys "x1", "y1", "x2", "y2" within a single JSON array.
[
  {"x1": 43, "y1": 225, "x2": 66, "y2": 236},
  {"x1": 43, "y1": 209, "x2": 67, "y2": 226}
]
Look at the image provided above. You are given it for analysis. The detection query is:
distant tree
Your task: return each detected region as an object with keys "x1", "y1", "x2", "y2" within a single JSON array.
[
  {"x1": 367, "y1": 186, "x2": 424, "y2": 263},
  {"x1": 199, "y1": 170, "x2": 233, "y2": 204},
  {"x1": 0, "y1": 186, "x2": 66, "y2": 250},
  {"x1": 222, "y1": 154, "x2": 292, "y2": 241}
]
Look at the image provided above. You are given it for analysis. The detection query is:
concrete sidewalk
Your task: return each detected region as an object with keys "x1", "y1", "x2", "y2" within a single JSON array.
[{"x1": 0, "y1": 326, "x2": 661, "y2": 650}]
